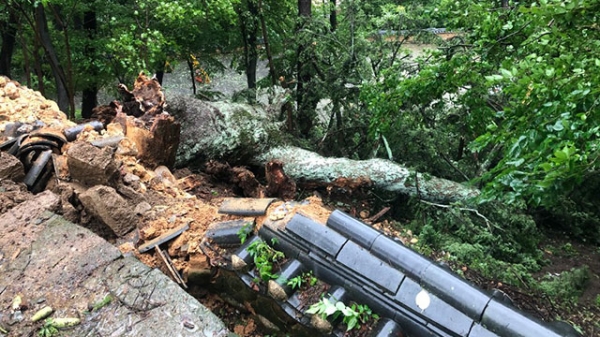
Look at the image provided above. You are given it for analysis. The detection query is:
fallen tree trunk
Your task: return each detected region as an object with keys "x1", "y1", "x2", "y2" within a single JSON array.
[
  {"x1": 256, "y1": 146, "x2": 479, "y2": 203},
  {"x1": 167, "y1": 94, "x2": 479, "y2": 203}
]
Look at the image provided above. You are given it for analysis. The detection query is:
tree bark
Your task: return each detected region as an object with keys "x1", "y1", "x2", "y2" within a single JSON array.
[
  {"x1": 296, "y1": 0, "x2": 317, "y2": 136},
  {"x1": 34, "y1": 4, "x2": 69, "y2": 114},
  {"x1": 81, "y1": 10, "x2": 97, "y2": 119},
  {"x1": 0, "y1": 10, "x2": 19, "y2": 77},
  {"x1": 237, "y1": 0, "x2": 259, "y2": 101},
  {"x1": 47, "y1": 3, "x2": 75, "y2": 118},
  {"x1": 256, "y1": 146, "x2": 480, "y2": 203},
  {"x1": 330, "y1": 0, "x2": 337, "y2": 31},
  {"x1": 167, "y1": 94, "x2": 479, "y2": 203},
  {"x1": 258, "y1": 0, "x2": 277, "y2": 86},
  {"x1": 187, "y1": 58, "x2": 197, "y2": 96}
]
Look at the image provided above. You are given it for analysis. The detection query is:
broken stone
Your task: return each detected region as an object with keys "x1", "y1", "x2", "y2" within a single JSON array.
[
  {"x1": 115, "y1": 137, "x2": 138, "y2": 157},
  {"x1": 60, "y1": 202, "x2": 80, "y2": 223},
  {"x1": 116, "y1": 183, "x2": 146, "y2": 204},
  {"x1": 134, "y1": 201, "x2": 152, "y2": 215},
  {"x1": 78, "y1": 185, "x2": 136, "y2": 236},
  {"x1": 167, "y1": 232, "x2": 188, "y2": 257},
  {"x1": 66, "y1": 142, "x2": 118, "y2": 187},
  {"x1": 0, "y1": 152, "x2": 25, "y2": 182},
  {"x1": 123, "y1": 173, "x2": 141, "y2": 186},
  {"x1": 154, "y1": 166, "x2": 176, "y2": 186}
]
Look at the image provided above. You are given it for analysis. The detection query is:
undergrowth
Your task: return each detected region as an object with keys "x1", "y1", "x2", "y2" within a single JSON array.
[
  {"x1": 536, "y1": 266, "x2": 590, "y2": 305},
  {"x1": 398, "y1": 197, "x2": 595, "y2": 310},
  {"x1": 401, "y1": 199, "x2": 544, "y2": 287}
]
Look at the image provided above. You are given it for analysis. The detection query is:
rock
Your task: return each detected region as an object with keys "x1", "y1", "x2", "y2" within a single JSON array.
[
  {"x1": 0, "y1": 152, "x2": 25, "y2": 182},
  {"x1": 134, "y1": 201, "x2": 152, "y2": 215},
  {"x1": 0, "y1": 180, "x2": 30, "y2": 214},
  {"x1": 0, "y1": 190, "x2": 60, "y2": 236},
  {"x1": 78, "y1": 185, "x2": 136, "y2": 236},
  {"x1": 0, "y1": 212, "x2": 230, "y2": 337},
  {"x1": 167, "y1": 94, "x2": 282, "y2": 167},
  {"x1": 66, "y1": 142, "x2": 119, "y2": 187},
  {"x1": 4, "y1": 81, "x2": 19, "y2": 99},
  {"x1": 123, "y1": 173, "x2": 141, "y2": 187},
  {"x1": 116, "y1": 182, "x2": 146, "y2": 204},
  {"x1": 0, "y1": 76, "x2": 75, "y2": 133}
]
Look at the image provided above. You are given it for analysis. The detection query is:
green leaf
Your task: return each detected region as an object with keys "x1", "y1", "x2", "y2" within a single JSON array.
[
  {"x1": 324, "y1": 299, "x2": 338, "y2": 316},
  {"x1": 552, "y1": 121, "x2": 564, "y2": 131},
  {"x1": 345, "y1": 316, "x2": 359, "y2": 331},
  {"x1": 499, "y1": 68, "x2": 513, "y2": 79},
  {"x1": 553, "y1": 149, "x2": 568, "y2": 161}
]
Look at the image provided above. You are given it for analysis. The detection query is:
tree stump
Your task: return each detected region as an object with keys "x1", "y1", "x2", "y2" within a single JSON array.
[{"x1": 119, "y1": 114, "x2": 181, "y2": 169}]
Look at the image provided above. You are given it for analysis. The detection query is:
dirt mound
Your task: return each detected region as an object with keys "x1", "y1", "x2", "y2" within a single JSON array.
[{"x1": 0, "y1": 76, "x2": 75, "y2": 134}]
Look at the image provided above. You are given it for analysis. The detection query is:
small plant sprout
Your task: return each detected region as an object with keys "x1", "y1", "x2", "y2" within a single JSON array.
[
  {"x1": 237, "y1": 222, "x2": 254, "y2": 244},
  {"x1": 306, "y1": 298, "x2": 379, "y2": 331},
  {"x1": 286, "y1": 271, "x2": 318, "y2": 289},
  {"x1": 38, "y1": 319, "x2": 58, "y2": 337},
  {"x1": 247, "y1": 239, "x2": 285, "y2": 282}
]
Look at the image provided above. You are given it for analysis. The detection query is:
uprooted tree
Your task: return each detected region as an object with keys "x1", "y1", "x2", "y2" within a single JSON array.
[{"x1": 166, "y1": 93, "x2": 479, "y2": 204}]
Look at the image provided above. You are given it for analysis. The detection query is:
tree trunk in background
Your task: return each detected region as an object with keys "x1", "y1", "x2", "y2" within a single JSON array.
[
  {"x1": 237, "y1": 0, "x2": 259, "y2": 102},
  {"x1": 330, "y1": 0, "x2": 337, "y2": 31},
  {"x1": 258, "y1": 0, "x2": 277, "y2": 86},
  {"x1": 34, "y1": 4, "x2": 69, "y2": 114},
  {"x1": 296, "y1": 0, "x2": 317, "y2": 136},
  {"x1": 155, "y1": 67, "x2": 164, "y2": 85},
  {"x1": 0, "y1": 11, "x2": 19, "y2": 77},
  {"x1": 31, "y1": 38, "x2": 45, "y2": 94},
  {"x1": 187, "y1": 58, "x2": 197, "y2": 95},
  {"x1": 47, "y1": 4, "x2": 75, "y2": 118},
  {"x1": 81, "y1": 10, "x2": 97, "y2": 119}
]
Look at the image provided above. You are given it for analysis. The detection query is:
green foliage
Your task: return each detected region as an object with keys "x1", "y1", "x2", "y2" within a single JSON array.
[
  {"x1": 91, "y1": 295, "x2": 112, "y2": 312},
  {"x1": 363, "y1": 0, "x2": 600, "y2": 241},
  {"x1": 405, "y1": 200, "x2": 543, "y2": 286},
  {"x1": 306, "y1": 298, "x2": 379, "y2": 331},
  {"x1": 536, "y1": 266, "x2": 590, "y2": 304},
  {"x1": 38, "y1": 319, "x2": 58, "y2": 337},
  {"x1": 247, "y1": 239, "x2": 285, "y2": 282},
  {"x1": 286, "y1": 271, "x2": 317, "y2": 289},
  {"x1": 237, "y1": 222, "x2": 254, "y2": 244}
]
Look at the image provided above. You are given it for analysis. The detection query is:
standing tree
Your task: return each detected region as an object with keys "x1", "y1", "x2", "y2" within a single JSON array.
[
  {"x1": 236, "y1": 0, "x2": 260, "y2": 101},
  {"x1": 296, "y1": 0, "x2": 319, "y2": 136},
  {"x1": 0, "y1": 5, "x2": 19, "y2": 77},
  {"x1": 80, "y1": 9, "x2": 97, "y2": 118}
]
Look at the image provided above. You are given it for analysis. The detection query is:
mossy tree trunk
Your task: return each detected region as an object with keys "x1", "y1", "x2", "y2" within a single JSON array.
[{"x1": 168, "y1": 95, "x2": 479, "y2": 204}]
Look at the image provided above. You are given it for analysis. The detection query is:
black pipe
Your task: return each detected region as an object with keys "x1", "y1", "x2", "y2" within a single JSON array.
[
  {"x1": 23, "y1": 149, "x2": 52, "y2": 190},
  {"x1": 63, "y1": 120, "x2": 104, "y2": 141}
]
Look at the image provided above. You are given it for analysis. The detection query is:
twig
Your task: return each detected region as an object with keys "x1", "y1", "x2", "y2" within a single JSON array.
[
  {"x1": 419, "y1": 200, "x2": 497, "y2": 232},
  {"x1": 365, "y1": 207, "x2": 391, "y2": 224},
  {"x1": 438, "y1": 149, "x2": 470, "y2": 181}
]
